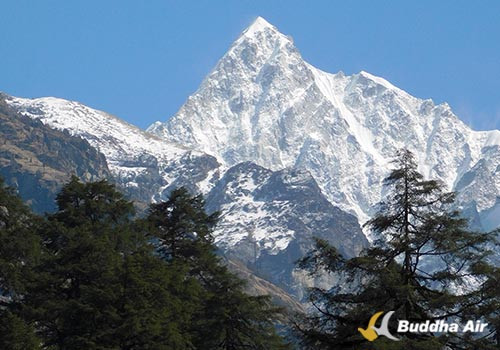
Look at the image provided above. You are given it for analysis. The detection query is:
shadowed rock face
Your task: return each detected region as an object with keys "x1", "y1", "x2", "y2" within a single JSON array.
[
  {"x1": 206, "y1": 161, "x2": 369, "y2": 299},
  {"x1": 0, "y1": 95, "x2": 111, "y2": 213},
  {"x1": 454, "y1": 146, "x2": 500, "y2": 231}
]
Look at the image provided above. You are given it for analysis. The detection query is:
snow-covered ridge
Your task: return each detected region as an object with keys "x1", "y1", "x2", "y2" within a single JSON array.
[
  {"x1": 6, "y1": 96, "x2": 187, "y2": 168},
  {"x1": 149, "y1": 16, "x2": 500, "y2": 231},
  {"x1": 5, "y1": 95, "x2": 222, "y2": 203}
]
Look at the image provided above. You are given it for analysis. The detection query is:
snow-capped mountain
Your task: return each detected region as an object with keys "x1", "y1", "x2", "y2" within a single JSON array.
[
  {"x1": 149, "y1": 17, "x2": 500, "y2": 233},
  {"x1": 4, "y1": 16, "x2": 499, "y2": 300}
]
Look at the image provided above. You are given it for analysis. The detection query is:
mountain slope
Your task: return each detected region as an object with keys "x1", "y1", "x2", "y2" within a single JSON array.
[
  {"x1": 0, "y1": 94, "x2": 111, "y2": 212},
  {"x1": 4, "y1": 95, "x2": 221, "y2": 207},
  {"x1": 205, "y1": 161, "x2": 368, "y2": 297},
  {"x1": 149, "y1": 17, "x2": 500, "y2": 232},
  {"x1": 3, "y1": 16, "x2": 499, "y2": 303}
]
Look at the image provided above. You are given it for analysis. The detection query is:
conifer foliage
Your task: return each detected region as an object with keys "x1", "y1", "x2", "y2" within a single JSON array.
[
  {"x1": 296, "y1": 149, "x2": 499, "y2": 350},
  {"x1": 145, "y1": 188, "x2": 290, "y2": 350},
  {"x1": 0, "y1": 177, "x2": 289, "y2": 349},
  {"x1": 0, "y1": 177, "x2": 41, "y2": 348}
]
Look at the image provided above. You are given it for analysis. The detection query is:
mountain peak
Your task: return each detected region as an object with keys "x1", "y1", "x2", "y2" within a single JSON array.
[
  {"x1": 226, "y1": 16, "x2": 294, "y2": 65},
  {"x1": 242, "y1": 16, "x2": 277, "y2": 37}
]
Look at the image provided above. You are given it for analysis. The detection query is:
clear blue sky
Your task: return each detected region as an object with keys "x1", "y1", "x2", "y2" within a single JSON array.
[{"x1": 1, "y1": 1, "x2": 499, "y2": 130}]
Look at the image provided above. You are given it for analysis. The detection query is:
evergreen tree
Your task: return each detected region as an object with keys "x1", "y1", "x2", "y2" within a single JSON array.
[
  {"x1": 0, "y1": 177, "x2": 41, "y2": 347},
  {"x1": 109, "y1": 249, "x2": 198, "y2": 350},
  {"x1": 193, "y1": 268, "x2": 290, "y2": 350},
  {"x1": 0, "y1": 177, "x2": 41, "y2": 299},
  {"x1": 146, "y1": 187, "x2": 219, "y2": 269},
  {"x1": 296, "y1": 149, "x2": 499, "y2": 350},
  {"x1": 0, "y1": 178, "x2": 290, "y2": 349},
  {"x1": 146, "y1": 187, "x2": 290, "y2": 350},
  {"x1": 0, "y1": 311, "x2": 40, "y2": 350},
  {"x1": 22, "y1": 178, "x2": 195, "y2": 349}
]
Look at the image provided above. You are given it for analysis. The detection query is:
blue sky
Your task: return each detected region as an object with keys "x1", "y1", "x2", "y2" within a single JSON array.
[{"x1": 1, "y1": 1, "x2": 499, "y2": 130}]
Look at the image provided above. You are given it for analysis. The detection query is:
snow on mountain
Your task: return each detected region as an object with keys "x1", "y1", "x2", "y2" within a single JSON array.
[
  {"x1": 206, "y1": 161, "x2": 367, "y2": 256},
  {"x1": 204, "y1": 161, "x2": 367, "y2": 297},
  {"x1": 4, "y1": 16, "x2": 498, "y2": 299},
  {"x1": 455, "y1": 144, "x2": 500, "y2": 230},
  {"x1": 6, "y1": 96, "x2": 186, "y2": 168},
  {"x1": 149, "y1": 16, "x2": 500, "y2": 233},
  {"x1": 5, "y1": 96, "x2": 220, "y2": 204}
]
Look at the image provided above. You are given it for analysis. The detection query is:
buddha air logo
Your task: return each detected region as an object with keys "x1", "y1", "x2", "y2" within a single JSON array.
[
  {"x1": 358, "y1": 311, "x2": 488, "y2": 342},
  {"x1": 358, "y1": 311, "x2": 399, "y2": 341}
]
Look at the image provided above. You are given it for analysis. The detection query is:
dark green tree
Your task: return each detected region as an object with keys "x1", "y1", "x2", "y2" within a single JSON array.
[
  {"x1": 1, "y1": 178, "x2": 290, "y2": 349},
  {"x1": 146, "y1": 187, "x2": 290, "y2": 350},
  {"x1": 109, "y1": 248, "x2": 199, "y2": 350},
  {"x1": 296, "y1": 149, "x2": 499, "y2": 350},
  {"x1": 0, "y1": 177, "x2": 41, "y2": 347},
  {"x1": 22, "y1": 177, "x2": 195, "y2": 349},
  {"x1": 0, "y1": 177, "x2": 41, "y2": 299},
  {"x1": 193, "y1": 269, "x2": 290, "y2": 350},
  {"x1": 0, "y1": 311, "x2": 40, "y2": 350},
  {"x1": 146, "y1": 187, "x2": 219, "y2": 267}
]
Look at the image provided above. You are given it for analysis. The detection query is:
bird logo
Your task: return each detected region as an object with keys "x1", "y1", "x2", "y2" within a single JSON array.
[{"x1": 358, "y1": 311, "x2": 400, "y2": 342}]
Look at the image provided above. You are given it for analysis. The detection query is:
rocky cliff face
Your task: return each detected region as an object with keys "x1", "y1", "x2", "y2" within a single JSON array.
[{"x1": 0, "y1": 94, "x2": 111, "y2": 212}]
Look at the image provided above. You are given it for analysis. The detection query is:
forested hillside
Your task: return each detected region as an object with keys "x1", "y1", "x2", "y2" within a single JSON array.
[{"x1": 0, "y1": 177, "x2": 290, "y2": 349}]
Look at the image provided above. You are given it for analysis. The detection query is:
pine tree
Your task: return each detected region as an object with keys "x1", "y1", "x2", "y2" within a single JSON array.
[
  {"x1": 194, "y1": 269, "x2": 290, "y2": 350},
  {"x1": 0, "y1": 311, "x2": 40, "y2": 350},
  {"x1": 108, "y1": 248, "x2": 198, "y2": 350},
  {"x1": 22, "y1": 178, "x2": 196, "y2": 349},
  {"x1": 0, "y1": 177, "x2": 41, "y2": 347},
  {"x1": 146, "y1": 187, "x2": 219, "y2": 267},
  {"x1": 0, "y1": 178, "x2": 290, "y2": 349},
  {"x1": 296, "y1": 149, "x2": 499, "y2": 350},
  {"x1": 0, "y1": 177, "x2": 41, "y2": 299},
  {"x1": 146, "y1": 187, "x2": 291, "y2": 350}
]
